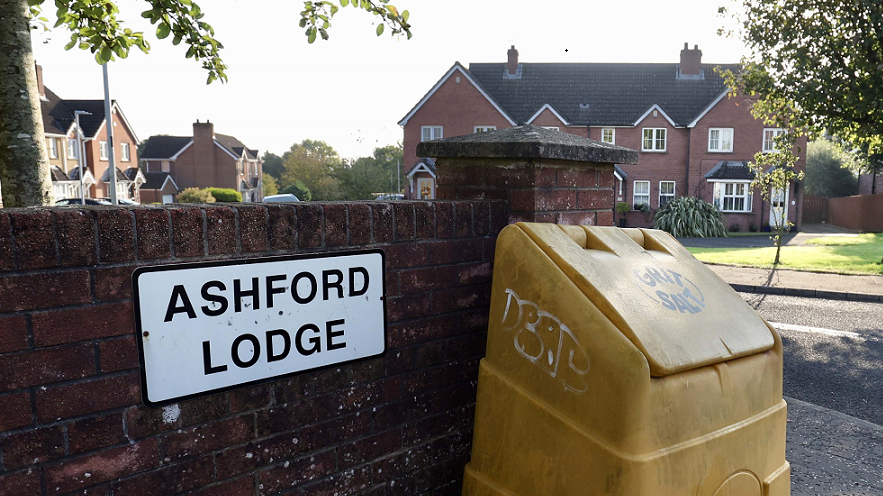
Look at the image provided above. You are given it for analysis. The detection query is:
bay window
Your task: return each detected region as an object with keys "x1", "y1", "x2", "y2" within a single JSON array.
[{"x1": 712, "y1": 181, "x2": 753, "y2": 213}]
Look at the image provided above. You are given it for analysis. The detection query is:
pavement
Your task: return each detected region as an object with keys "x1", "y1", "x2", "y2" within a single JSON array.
[{"x1": 678, "y1": 223, "x2": 861, "y2": 249}]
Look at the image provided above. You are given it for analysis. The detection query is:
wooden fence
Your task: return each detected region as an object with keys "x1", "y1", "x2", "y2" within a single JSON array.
[
  {"x1": 827, "y1": 194, "x2": 883, "y2": 232},
  {"x1": 803, "y1": 194, "x2": 828, "y2": 223}
]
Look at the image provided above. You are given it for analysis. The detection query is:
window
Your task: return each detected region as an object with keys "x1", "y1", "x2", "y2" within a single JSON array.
[
  {"x1": 642, "y1": 128, "x2": 667, "y2": 151},
  {"x1": 708, "y1": 128, "x2": 734, "y2": 152},
  {"x1": 67, "y1": 138, "x2": 78, "y2": 159},
  {"x1": 633, "y1": 181, "x2": 650, "y2": 209},
  {"x1": 474, "y1": 126, "x2": 496, "y2": 133},
  {"x1": 99, "y1": 141, "x2": 108, "y2": 160},
  {"x1": 115, "y1": 181, "x2": 129, "y2": 200},
  {"x1": 421, "y1": 126, "x2": 443, "y2": 141},
  {"x1": 541, "y1": 126, "x2": 560, "y2": 131},
  {"x1": 161, "y1": 160, "x2": 170, "y2": 172},
  {"x1": 659, "y1": 181, "x2": 676, "y2": 208},
  {"x1": 601, "y1": 128, "x2": 615, "y2": 144},
  {"x1": 763, "y1": 128, "x2": 785, "y2": 153},
  {"x1": 712, "y1": 182, "x2": 753, "y2": 212},
  {"x1": 48, "y1": 138, "x2": 58, "y2": 159},
  {"x1": 121, "y1": 143, "x2": 130, "y2": 162}
]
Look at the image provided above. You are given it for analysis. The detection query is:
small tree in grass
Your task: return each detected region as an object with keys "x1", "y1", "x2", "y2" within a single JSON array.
[{"x1": 748, "y1": 133, "x2": 804, "y2": 265}]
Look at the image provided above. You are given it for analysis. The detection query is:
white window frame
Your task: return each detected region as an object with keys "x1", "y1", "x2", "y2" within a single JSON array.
[
  {"x1": 711, "y1": 180, "x2": 753, "y2": 213},
  {"x1": 48, "y1": 138, "x2": 58, "y2": 159},
  {"x1": 601, "y1": 128, "x2": 615, "y2": 144},
  {"x1": 67, "y1": 138, "x2": 78, "y2": 159},
  {"x1": 659, "y1": 181, "x2": 676, "y2": 208},
  {"x1": 642, "y1": 128, "x2": 667, "y2": 152},
  {"x1": 421, "y1": 126, "x2": 443, "y2": 142},
  {"x1": 708, "y1": 128, "x2": 734, "y2": 152},
  {"x1": 474, "y1": 126, "x2": 496, "y2": 133},
  {"x1": 633, "y1": 180, "x2": 650, "y2": 209},
  {"x1": 99, "y1": 141, "x2": 109, "y2": 161},
  {"x1": 121, "y1": 143, "x2": 130, "y2": 162},
  {"x1": 763, "y1": 128, "x2": 785, "y2": 153},
  {"x1": 541, "y1": 126, "x2": 560, "y2": 131}
]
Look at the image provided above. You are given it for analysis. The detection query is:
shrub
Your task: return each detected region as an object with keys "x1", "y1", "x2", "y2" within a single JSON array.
[
  {"x1": 653, "y1": 196, "x2": 727, "y2": 238},
  {"x1": 207, "y1": 187, "x2": 242, "y2": 202},
  {"x1": 177, "y1": 187, "x2": 216, "y2": 204},
  {"x1": 749, "y1": 222, "x2": 759, "y2": 232},
  {"x1": 281, "y1": 180, "x2": 312, "y2": 201},
  {"x1": 615, "y1": 202, "x2": 631, "y2": 214},
  {"x1": 729, "y1": 223, "x2": 741, "y2": 232}
]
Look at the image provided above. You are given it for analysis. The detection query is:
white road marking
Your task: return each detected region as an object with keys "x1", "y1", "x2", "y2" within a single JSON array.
[{"x1": 769, "y1": 321, "x2": 863, "y2": 339}]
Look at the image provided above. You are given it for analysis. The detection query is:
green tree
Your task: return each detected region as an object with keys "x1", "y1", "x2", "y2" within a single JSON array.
[
  {"x1": 262, "y1": 152, "x2": 284, "y2": 180},
  {"x1": 806, "y1": 140, "x2": 858, "y2": 198},
  {"x1": 280, "y1": 140, "x2": 342, "y2": 201},
  {"x1": 262, "y1": 173, "x2": 279, "y2": 196},
  {"x1": 720, "y1": 0, "x2": 882, "y2": 262},
  {"x1": 334, "y1": 144, "x2": 403, "y2": 199},
  {"x1": 1, "y1": 0, "x2": 411, "y2": 207},
  {"x1": 281, "y1": 180, "x2": 312, "y2": 201}
]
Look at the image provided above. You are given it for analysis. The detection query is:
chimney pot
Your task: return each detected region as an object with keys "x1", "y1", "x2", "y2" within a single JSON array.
[{"x1": 507, "y1": 45, "x2": 519, "y2": 76}]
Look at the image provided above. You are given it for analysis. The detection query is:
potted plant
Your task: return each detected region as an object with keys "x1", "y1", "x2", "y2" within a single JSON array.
[{"x1": 615, "y1": 202, "x2": 630, "y2": 227}]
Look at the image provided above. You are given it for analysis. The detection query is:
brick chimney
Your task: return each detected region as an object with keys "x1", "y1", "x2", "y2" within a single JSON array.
[
  {"x1": 507, "y1": 45, "x2": 519, "y2": 76},
  {"x1": 192, "y1": 119, "x2": 217, "y2": 185},
  {"x1": 679, "y1": 43, "x2": 702, "y2": 76},
  {"x1": 35, "y1": 63, "x2": 46, "y2": 101}
]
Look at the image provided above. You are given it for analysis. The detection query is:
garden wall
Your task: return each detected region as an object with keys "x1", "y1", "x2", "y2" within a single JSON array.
[{"x1": 0, "y1": 200, "x2": 506, "y2": 495}]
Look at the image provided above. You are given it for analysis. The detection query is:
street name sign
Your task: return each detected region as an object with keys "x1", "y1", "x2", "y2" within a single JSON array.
[{"x1": 133, "y1": 250, "x2": 386, "y2": 405}]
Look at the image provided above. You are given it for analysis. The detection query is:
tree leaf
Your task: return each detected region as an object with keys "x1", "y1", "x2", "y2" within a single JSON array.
[
  {"x1": 156, "y1": 23, "x2": 171, "y2": 39},
  {"x1": 402, "y1": 9, "x2": 409, "y2": 22},
  {"x1": 308, "y1": 28, "x2": 317, "y2": 43},
  {"x1": 376, "y1": 23, "x2": 384, "y2": 36}
]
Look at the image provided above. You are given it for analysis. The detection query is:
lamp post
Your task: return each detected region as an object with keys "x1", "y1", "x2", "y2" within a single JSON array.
[
  {"x1": 74, "y1": 110, "x2": 91, "y2": 202},
  {"x1": 102, "y1": 64, "x2": 117, "y2": 205}
]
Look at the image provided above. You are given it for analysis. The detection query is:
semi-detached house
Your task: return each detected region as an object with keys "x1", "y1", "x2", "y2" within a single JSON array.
[{"x1": 399, "y1": 44, "x2": 807, "y2": 230}]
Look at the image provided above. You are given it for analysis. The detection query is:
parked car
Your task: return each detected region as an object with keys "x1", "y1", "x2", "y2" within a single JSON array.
[
  {"x1": 375, "y1": 193, "x2": 404, "y2": 201},
  {"x1": 55, "y1": 198, "x2": 113, "y2": 206},
  {"x1": 262, "y1": 194, "x2": 300, "y2": 203},
  {"x1": 97, "y1": 198, "x2": 140, "y2": 205}
]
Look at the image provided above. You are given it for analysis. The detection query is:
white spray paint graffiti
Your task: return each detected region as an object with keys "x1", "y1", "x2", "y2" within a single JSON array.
[{"x1": 501, "y1": 289, "x2": 590, "y2": 393}]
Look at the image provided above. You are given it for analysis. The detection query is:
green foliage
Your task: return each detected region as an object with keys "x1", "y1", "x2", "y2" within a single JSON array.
[
  {"x1": 280, "y1": 140, "x2": 342, "y2": 201},
  {"x1": 719, "y1": 0, "x2": 883, "y2": 156},
  {"x1": 262, "y1": 173, "x2": 278, "y2": 196},
  {"x1": 28, "y1": 0, "x2": 412, "y2": 84},
  {"x1": 653, "y1": 196, "x2": 727, "y2": 238},
  {"x1": 334, "y1": 145, "x2": 403, "y2": 200},
  {"x1": 261, "y1": 152, "x2": 284, "y2": 179},
  {"x1": 281, "y1": 180, "x2": 312, "y2": 201},
  {"x1": 806, "y1": 140, "x2": 858, "y2": 198},
  {"x1": 615, "y1": 202, "x2": 630, "y2": 214},
  {"x1": 300, "y1": 0, "x2": 411, "y2": 45},
  {"x1": 206, "y1": 187, "x2": 242, "y2": 202},
  {"x1": 177, "y1": 187, "x2": 215, "y2": 203}
]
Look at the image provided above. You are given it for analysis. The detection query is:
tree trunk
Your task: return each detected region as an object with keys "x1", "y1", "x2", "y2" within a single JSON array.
[
  {"x1": 774, "y1": 228, "x2": 783, "y2": 265},
  {"x1": 0, "y1": 0, "x2": 52, "y2": 207}
]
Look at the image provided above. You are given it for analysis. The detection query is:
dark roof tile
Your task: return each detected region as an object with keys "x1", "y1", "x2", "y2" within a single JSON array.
[{"x1": 140, "y1": 136, "x2": 192, "y2": 159}]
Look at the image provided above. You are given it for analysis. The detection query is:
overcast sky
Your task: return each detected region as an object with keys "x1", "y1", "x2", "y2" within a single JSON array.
[{"x1": 32, "y1": 0, "x2": 746, "y2": 160}]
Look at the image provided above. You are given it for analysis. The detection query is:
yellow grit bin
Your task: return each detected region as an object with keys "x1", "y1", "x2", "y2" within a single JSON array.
[{"x1": 463, "y1": 223, "x2": 789, "y2": 496}]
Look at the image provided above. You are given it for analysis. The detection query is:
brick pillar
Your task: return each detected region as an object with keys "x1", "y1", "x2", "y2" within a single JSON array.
[{"x1": 418, "y1": 125, "x2": 639, "y2": 226}]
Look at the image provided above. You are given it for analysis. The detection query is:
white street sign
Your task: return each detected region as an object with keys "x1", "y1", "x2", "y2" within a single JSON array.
[{"x1": 133, "y1": 250, "x2": 386, "y2": 405}]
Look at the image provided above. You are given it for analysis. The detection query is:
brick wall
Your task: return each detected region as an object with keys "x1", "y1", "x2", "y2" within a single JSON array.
[{"x1": 0, "y1": 200, "x2": 506, "y2": 495}]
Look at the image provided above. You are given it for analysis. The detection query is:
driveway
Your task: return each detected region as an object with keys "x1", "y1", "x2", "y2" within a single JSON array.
[{"x1": 677, "y1": 223, "x2": 858, "y2": 248}]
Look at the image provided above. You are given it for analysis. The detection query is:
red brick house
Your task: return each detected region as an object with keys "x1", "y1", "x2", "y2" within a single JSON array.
[
  {"x1": 399, "y1": 45, "x2": 807, "y2": 230},
  {"x1": 139, "y1": 121, "x2": 264, "y2": 202},
  {"x1": 35, "y1": 65, "x2": 144, "y2": 203}
]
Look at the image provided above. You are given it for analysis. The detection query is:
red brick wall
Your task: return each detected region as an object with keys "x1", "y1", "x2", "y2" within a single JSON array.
[{"x1": 0, "y1": 199, "x2": 507, "y2": 495}]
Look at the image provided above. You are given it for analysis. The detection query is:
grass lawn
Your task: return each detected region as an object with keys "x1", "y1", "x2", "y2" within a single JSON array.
[{"x1": 687, "y1": 233, "x2": 883, "y2": 275}]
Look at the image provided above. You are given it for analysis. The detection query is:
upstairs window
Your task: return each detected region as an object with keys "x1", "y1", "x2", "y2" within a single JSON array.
[
  {"x1": 121, "y1": 143, "x2": 130, "y2": 162},
  {"x1": 633, "y1": 180, "x2": 650, "y2": 209},
  {"x1": 659, "y1": 181, "x2": 676, "y2": 208},
  {"x1": 474, "y1": 126, "x2": 496, "y2": 133},
  {"x1": 48, "y1": 138, "x2": 58, "y2": 159},
  {"x1": 67, "y1": 138, "x2": 78, "y2": 159},
  {"x1": 421, "y1": 126, "x2": 443, "y2": 141},
  {"x1": 763, "y1": 128, "x2": 785, "y2": 153},
  {"x1": 161, "y1": 161, "x2": 170, "y2": 172},
  {"x1": 541, "y1": 126, "x2": 560, "y2": 131},
  {"x1": 642, "y1": 128, "x2": 667, "y2": 152},
  {"x1": 708, "y1": 128, "x2": 734, "y2": 152},
  {"x1": 601, "y1": 128, "x2": 615, "y2": 144},
  {"x1": 99, "y1": 141, "x2": 109, "y2": 161}
]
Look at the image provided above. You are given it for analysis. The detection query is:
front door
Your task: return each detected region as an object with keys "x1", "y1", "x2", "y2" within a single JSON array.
[
  {"x1": 417, "y1": 177, "x2": 435, "y2": 199},
  {"x1": 769, "y1": 186, "x2": 789, "y2": 228}
]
